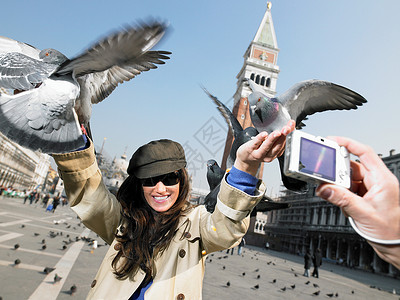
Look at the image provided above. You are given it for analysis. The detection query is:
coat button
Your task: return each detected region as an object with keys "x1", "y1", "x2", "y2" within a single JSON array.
[
  {"x1": 184, "y1": 232, "x2": 191, "y2": 239},
  {"x1": 114, "y1": 243, "x2": 122, "y2": 251},
  {"x1": 179, "y1": 249, "x2": 186, "y2": 258},
  {"x1": 91, "y1": 279, "x2": 97, "y2": 288},
  {"x1": 177, "y1": 293, "x2": 185, "y2": 300}
]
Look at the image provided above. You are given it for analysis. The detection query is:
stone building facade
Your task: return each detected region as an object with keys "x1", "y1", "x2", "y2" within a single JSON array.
[{"x1": 0, "y1": 132, "x2": 50, "y2": 191}]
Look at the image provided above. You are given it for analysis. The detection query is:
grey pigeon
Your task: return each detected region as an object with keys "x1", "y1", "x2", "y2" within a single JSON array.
[
  {"x1": 70, "y1": 284, "x2": 77, "y2": 295},
  {"x1": 246, "y1": 78, "x2": 367, "y2": 133},
  {"x1": 246, "y1": 79, "x2": 367, "y2": 191},
  {"x1": 0, "y1": 21, "x2": 170, "y2": 153},
  {"x1": 202, "y1": 87, "x2": 293, "y2": 210},
  {"x1": 54, "y1": 273, "x2": 62, "y2": 283}
]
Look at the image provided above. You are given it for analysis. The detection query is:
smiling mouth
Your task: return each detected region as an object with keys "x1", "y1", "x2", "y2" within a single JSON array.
[{"x1": 153, "y1": 195, "x2": 170, "y2": 203}]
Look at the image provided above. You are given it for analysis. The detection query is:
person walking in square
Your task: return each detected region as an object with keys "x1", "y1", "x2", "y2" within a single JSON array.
[{"x1": 312, "y1": 248, "x2": 322, "y2": 278}]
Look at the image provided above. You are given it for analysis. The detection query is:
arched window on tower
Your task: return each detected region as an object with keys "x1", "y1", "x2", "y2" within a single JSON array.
[
  {"x1": 266, "y1": 78, "x2": 271, "y2": 87},
  {"x1": 250, "y1": 73, "x2": 255, "y2": 81},
  {"x1": 255, "y1": 74, "x2": 260, "y2": 84},
  {"x1": 261, "y1": 76, "x2": 265, "y2": 86}
]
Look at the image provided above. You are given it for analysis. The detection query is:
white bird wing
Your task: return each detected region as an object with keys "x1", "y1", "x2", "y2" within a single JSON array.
[
  {"x1": 0, "y1": 77, "x2": 84, "y2": 153},
  {"x1": 55, "y1": 21, "x2": 168, "y2": 78},
  {"x1": 0, "y1": 36, "x2": 40, "y2": 58},
  {"x1": 279, "y1": 80, "x2": 367, "y2": 126},
  {"x1": 0, "y1": 53, "x2": 57, "y2": 90}
]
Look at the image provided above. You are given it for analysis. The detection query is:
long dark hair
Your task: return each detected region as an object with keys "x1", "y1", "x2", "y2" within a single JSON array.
[{"x1": 112, "y1": 168, "x2": 192, "y2": 284}]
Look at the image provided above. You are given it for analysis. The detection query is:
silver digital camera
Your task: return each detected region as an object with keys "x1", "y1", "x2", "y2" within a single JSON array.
[{"x1": 283, "y1": 130, "x2": 351, "y2": 188}]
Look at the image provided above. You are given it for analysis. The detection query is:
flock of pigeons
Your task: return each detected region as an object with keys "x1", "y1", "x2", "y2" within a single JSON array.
[
  {"x1": 205, "y1": 251, "x2": 360, "y2": 297},
  {"x1": 11, "y1": 221, "x2": 102, "y2": 296}
]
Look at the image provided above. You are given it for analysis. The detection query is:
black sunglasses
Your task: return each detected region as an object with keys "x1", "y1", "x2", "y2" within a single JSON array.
[{"x1": 141, "y1": 170, "x2": 181, "y2": 187}]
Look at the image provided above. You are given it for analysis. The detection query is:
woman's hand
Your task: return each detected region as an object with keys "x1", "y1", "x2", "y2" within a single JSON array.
[
  {"x1": 234, "y1": 120, "x2": 295, "y2": 176},
  {"x1": 316, "y1": 136, "x2": 400, "y2": 269}
]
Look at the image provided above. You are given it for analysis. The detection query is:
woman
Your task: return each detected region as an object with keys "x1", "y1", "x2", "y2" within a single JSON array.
[{"x1": 52, "y1": 121, "x2": 295, "y2": 299}]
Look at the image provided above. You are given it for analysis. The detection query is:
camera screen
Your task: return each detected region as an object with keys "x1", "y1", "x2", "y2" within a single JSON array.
[{"x1": 299, "y1": 137, "x2": 336, "y2": 181}]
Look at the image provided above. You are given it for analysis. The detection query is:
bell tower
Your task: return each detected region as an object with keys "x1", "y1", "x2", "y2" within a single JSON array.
[{"x1": 221, "y1": 2, "x2": 280, "y2": 178}]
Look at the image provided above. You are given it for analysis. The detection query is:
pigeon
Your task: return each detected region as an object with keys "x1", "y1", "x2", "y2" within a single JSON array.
[
  {"x1": 70, "y1": 284, "x2": 77, "y2": 295},
  {"x1": 203, "y1": 86, "x2": 258, "y2": 169},
  {"x1": 226, "y1": 281, "x2": 230, "y2": 287},
  {"x1": 271, "y1": 279, "x2": 276, "y2": 283},
  {"x1": 326, "y1": 293, "x2": 334, "y2": 298},
  {"x1": 291, "y1": 284, "x2": 296, "y2": 289},
  {"x1": 245, "y1": 78, "x2": 367, "y2": 191},
  {"x1": 34, "y1": 233, "x2": 40, "y2": 236},
  {"x1": 202, "y1": 87, "x2": 293, "y2": 211},
  {"x1": 313, "y1": 290, "x2": 320, "y2": 296},
  {"x1": 257, "y1": 274, "x2": 261, "y2": 279},
  {"x1": 206, "y1": 159, "x2": 225, "y2": 191},
  {"x1": 41, "y1": 239, "x2": 46, "y2": 244},
  {"x1": 43, "y1": 267, "x2": 55, "y2": 274},
  {"x1": 313, "y1": 283, "x2": 319, "y2": 288},
  {"x1": 42, "y1": 244, "x2": 47, "y2": 250},
  {"x1": 280, "y1": 287, "x2": 286, "y2": 292},
  {"x1": 305, "y1": 281, "x2": 310, "y2": 285},
  {"x1": 0, "y1": 21, "x2": 171, "y2": 153},
  {"x1": 54, "y1": 273, "x2": 62, "y2": 283},
  {"x1": 14, "y1": 243, "x2": 19, "y2": 250},
  {"x1": 14, "y1": 259, "x2": 21, "y2": 265},
  {"x1": 253, "y1": 284, "x2": 259, "y2": 289}
]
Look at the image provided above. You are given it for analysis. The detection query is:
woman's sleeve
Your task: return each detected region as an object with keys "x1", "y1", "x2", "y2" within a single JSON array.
[
  {"x1": 52, "y1": 141, "x2": 121, "y2": 245},
  {"x1": 199, "y1": 174, "x2": 265, "y2": 253}
]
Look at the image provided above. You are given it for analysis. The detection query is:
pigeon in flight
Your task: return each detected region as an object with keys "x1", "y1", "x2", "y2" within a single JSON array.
[
  {"x1": 246, "y1": 79, "x2": 367, "y2": 134},
  {"x1": 0, "y1": 21, "x2": 171, "y2": 153},
  {"x1": 202, "y1": 87, "x2": 291, "y2": 212},
  {"x1": 245, "y1": 79, "x2": 367, "y2": 191},
  {"x1": 202, "y1": 86, "x2": 258, "y2": 169}
]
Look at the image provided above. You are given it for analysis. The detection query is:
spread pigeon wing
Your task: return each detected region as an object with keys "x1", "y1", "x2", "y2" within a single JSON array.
[
  {"x1": 55, "y1": 21, "x2": 167, "y2": 77},
  {"x1": 202, "y1": 86, "x2": 242, "y2": 138},
  {"x1": 81, "y1": 50, "x2": 171, "y2": 105},
  {"x1": 278, "y1": 80, "x2": 367, "y2": 126}
]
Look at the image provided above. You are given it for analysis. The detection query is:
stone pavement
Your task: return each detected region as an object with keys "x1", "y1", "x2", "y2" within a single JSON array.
[{"x1": 0, "y1": 195, "x2": 399, "y2": 299}]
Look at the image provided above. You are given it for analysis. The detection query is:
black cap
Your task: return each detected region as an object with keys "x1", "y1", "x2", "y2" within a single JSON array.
[{"x1": 127, "y1": 139, "x2": 186, "y2": 179}]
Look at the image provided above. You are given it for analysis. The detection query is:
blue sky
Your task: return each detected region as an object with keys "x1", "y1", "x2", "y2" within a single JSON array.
[{"x1": 2, "y1": 1, "x2": 400, "y2": 195}]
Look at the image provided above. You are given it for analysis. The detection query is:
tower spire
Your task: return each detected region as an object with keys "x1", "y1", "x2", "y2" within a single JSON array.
[{"x1": 220, "y1": 3, "x2": 280, "y2": 176}]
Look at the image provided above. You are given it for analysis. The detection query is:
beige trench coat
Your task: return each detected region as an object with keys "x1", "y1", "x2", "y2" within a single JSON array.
[{"x1": 53, "y1": 142, "x2": 266, "y2": 300}]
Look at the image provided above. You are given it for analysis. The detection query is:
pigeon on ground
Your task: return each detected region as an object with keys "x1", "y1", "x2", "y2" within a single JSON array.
[
  {"x1": 245, "y1": 78, "x2": 367, "y2": 192},
  {"x1": 14, "y1": 259, "x2": 21, "y2": 265},
  {"x1": 54, "y1": 273, "x2": 62, "y2": 283},
  {"x1": 70, "y1": 284, "x2": 77, "y2": 295},
  {"x1": 43, "y1": 267, "x2": 55, "y2": 274},
  {"x1": 14, "y1": 244, "x2": 19, "y2": 250},
  {"x1": 253, "y1": 284, "x2": 259, "y2": 289},
  {"x1": 313, "y1": 290, "x2": 320, "y2": 296},
  {"x1": 0, "y1": 21, "x2": 170, "y2": 153},
  {"x1": 226, "y1": 281, "x2": 230, "y2": 287}
]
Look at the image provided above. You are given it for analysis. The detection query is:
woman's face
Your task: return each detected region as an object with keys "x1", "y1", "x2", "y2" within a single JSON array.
[{"x1": 142, "y1": 173, "x2": 180, "y2": 212}]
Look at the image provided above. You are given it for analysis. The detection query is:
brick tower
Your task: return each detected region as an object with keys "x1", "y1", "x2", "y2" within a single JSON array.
[{"x1": 221, "y1": 2, "x2": 280, "y2": 179}]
